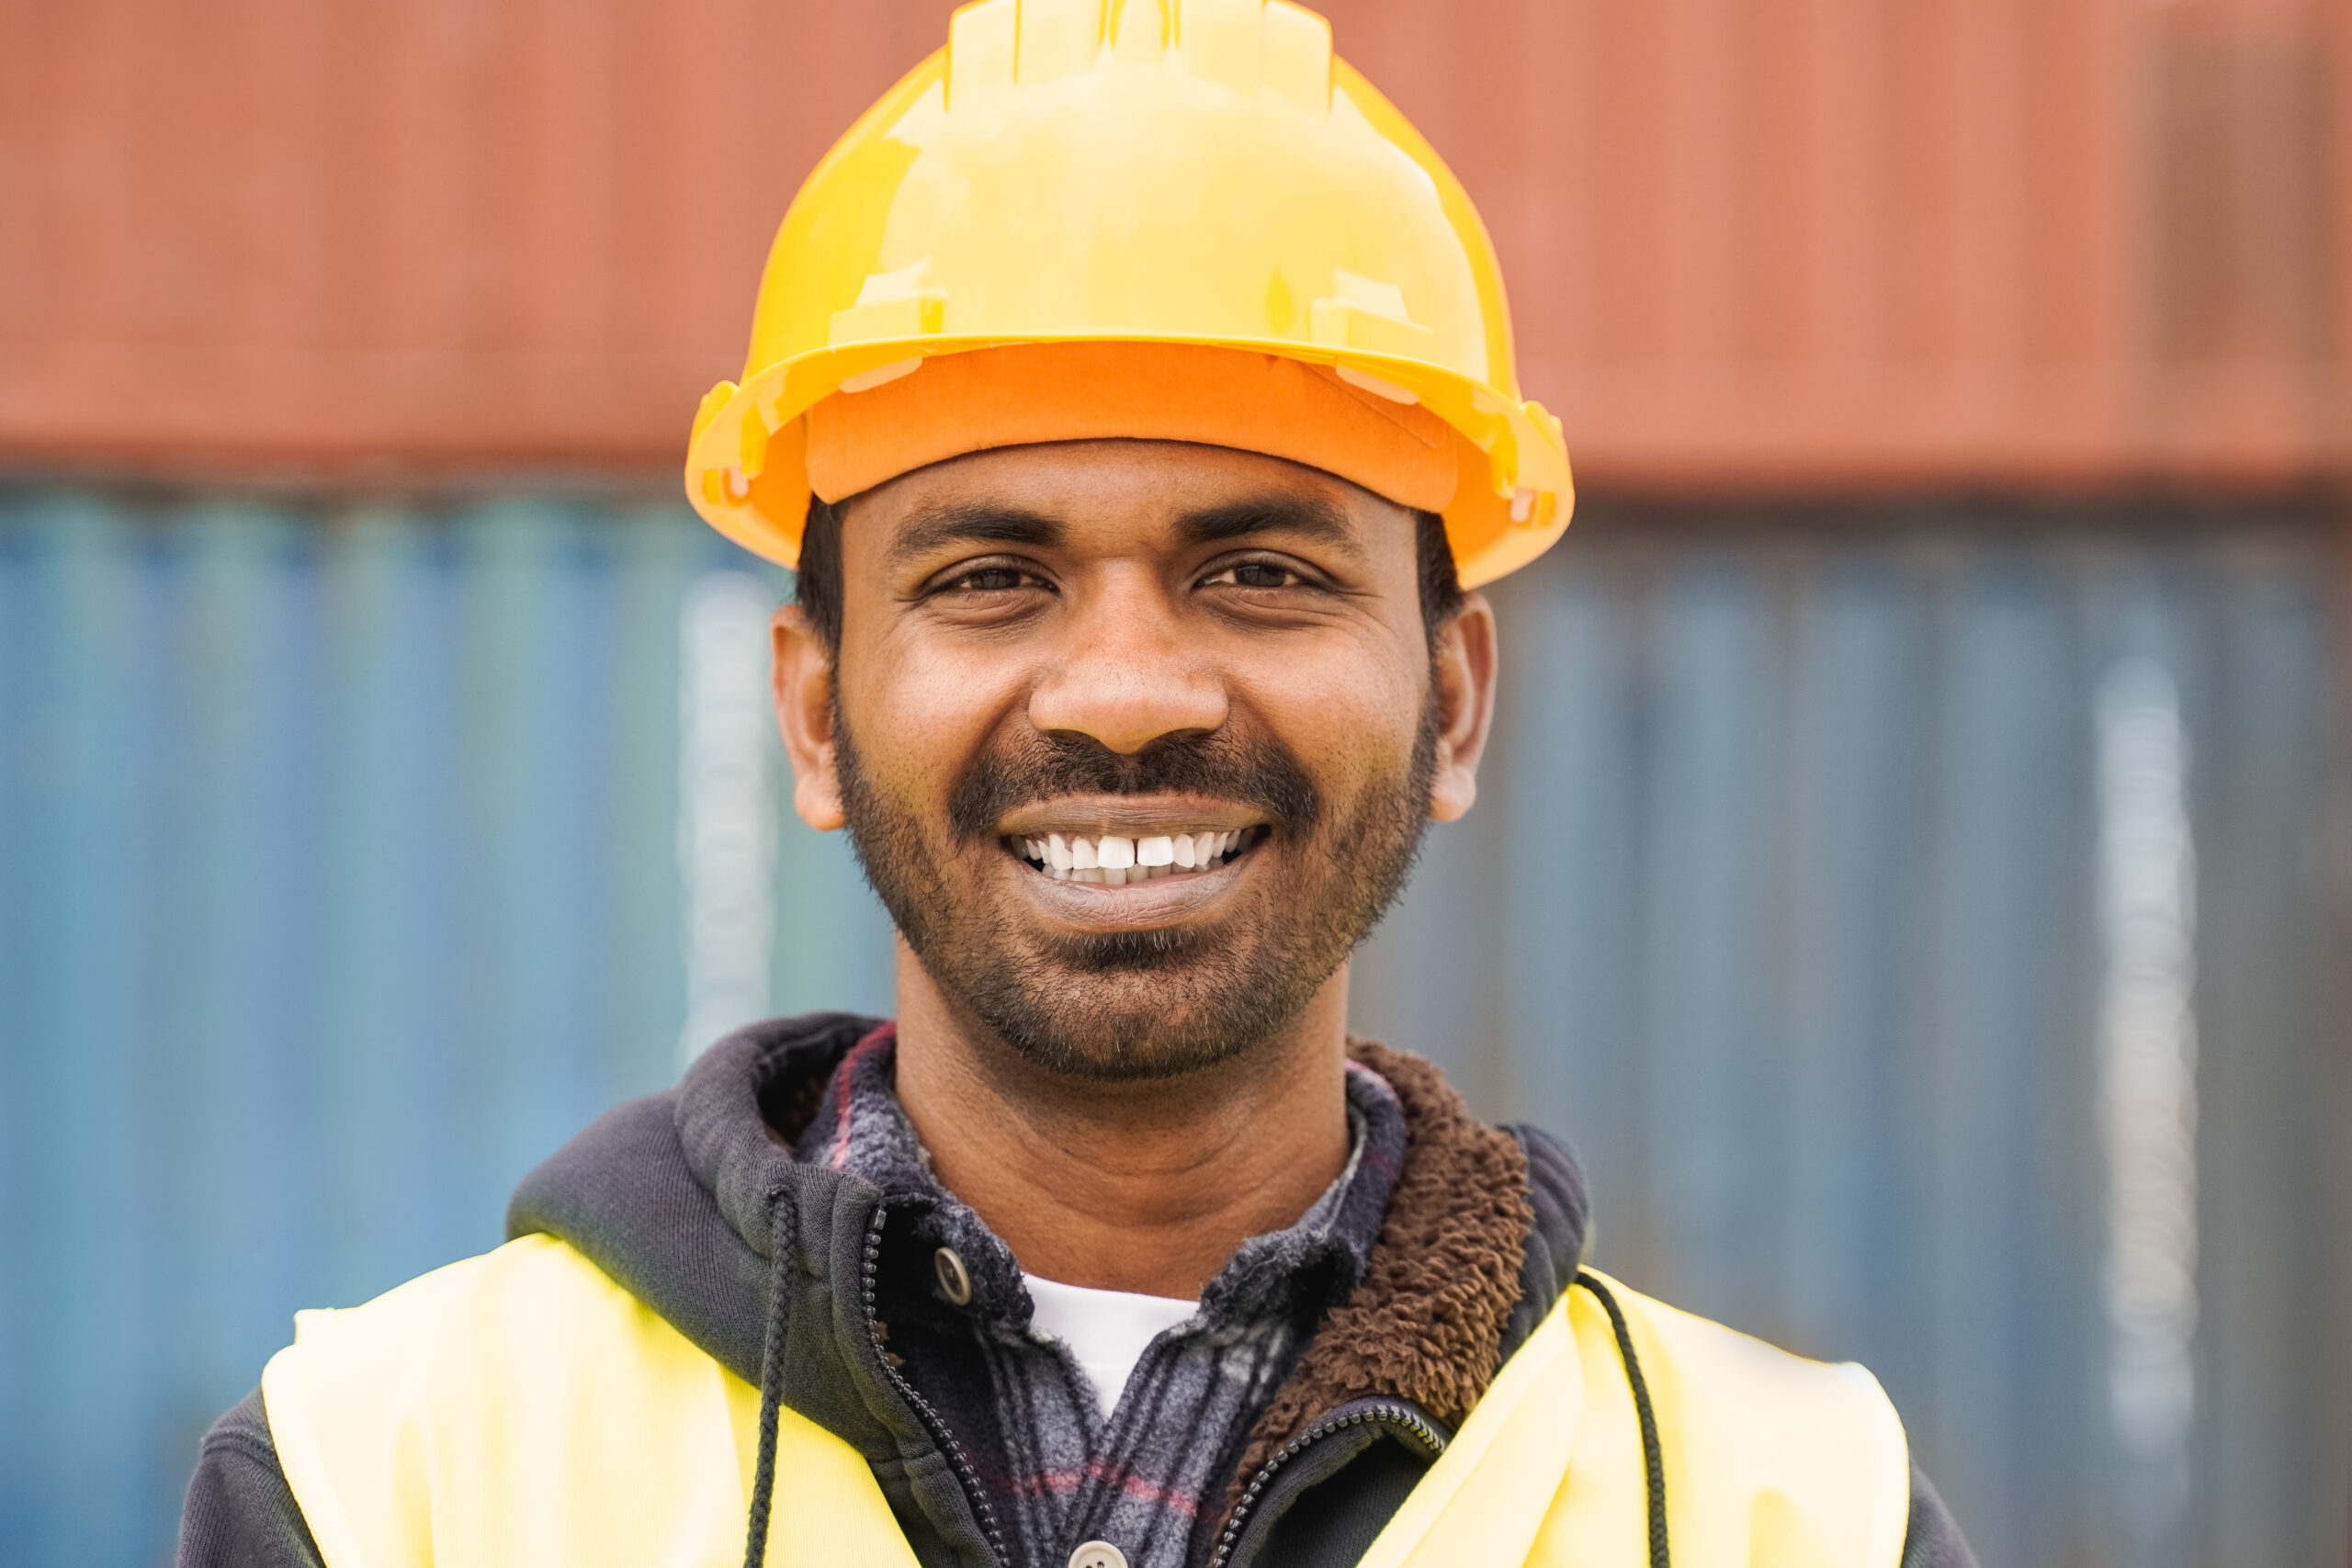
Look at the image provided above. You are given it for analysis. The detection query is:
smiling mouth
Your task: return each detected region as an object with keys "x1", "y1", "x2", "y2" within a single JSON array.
[{"x1": 1005, "y1": 828, "x2": 1267, "y2": 886}]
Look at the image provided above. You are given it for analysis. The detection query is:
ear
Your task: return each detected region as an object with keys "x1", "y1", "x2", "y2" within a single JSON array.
[
  {"x1": 1426, "y1": 592, "x2": 1498, "y2": 823},
  {"x1": 773, "y1": 605, "x2": 846, "y2": 831}
]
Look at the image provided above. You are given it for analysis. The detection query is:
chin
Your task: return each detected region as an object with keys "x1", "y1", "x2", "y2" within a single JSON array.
[{"x1": 952, "y1": 948, "x2": 1321, "y2": 1083}]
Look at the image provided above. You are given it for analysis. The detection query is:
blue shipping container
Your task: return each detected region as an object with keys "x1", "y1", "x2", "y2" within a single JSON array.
[{"x1": 1, "y1": 491, "x2": 2345, "y2": 1566}]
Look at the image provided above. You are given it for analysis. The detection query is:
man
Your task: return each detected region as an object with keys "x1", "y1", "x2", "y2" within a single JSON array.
[{"x1": 182, "y1": 4, "x2": 1976, "y2": 1565}]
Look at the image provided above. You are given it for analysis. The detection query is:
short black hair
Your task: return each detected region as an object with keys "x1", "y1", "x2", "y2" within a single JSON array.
[{"x1": 793, "y1": 493, "x2": 1464, "y2": 654}]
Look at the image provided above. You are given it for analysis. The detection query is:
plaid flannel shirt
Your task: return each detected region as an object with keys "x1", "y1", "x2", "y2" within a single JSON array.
[{"x1": 794, "y1": 1026, "x2": 1405, "y2": 1568}]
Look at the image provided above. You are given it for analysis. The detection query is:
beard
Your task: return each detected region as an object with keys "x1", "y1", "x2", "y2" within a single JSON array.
[{"x1": 834, "y1": 700, "x2": 1438, "y2": 1082}]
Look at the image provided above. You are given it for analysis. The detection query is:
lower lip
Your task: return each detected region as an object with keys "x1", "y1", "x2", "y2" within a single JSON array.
[{"x1": 1001, "y1": 840, "x2": 1260, "y2": 930}]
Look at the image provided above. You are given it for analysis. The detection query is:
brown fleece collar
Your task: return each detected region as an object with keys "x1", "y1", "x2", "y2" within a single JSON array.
[{"x1": 1221, "y1": 1039, "x2": 1534, "y2": 1514}]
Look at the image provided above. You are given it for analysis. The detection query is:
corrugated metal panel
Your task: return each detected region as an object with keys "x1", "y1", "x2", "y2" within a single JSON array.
[
  {"x1": 1351, "y1": 510, "x2": 2352, "y2": 1567},
  {"x1": 1, "y1": 0, "x2": 2345, "y2": 485},
  {"x1": 0, "y1": 491, "x2": 897, "y2": 1566},
  {"x1": 1, "y1": 491, "x2": 2345, "y2": 1566}
]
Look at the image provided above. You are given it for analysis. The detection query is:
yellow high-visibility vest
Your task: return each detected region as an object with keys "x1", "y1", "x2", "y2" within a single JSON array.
[{"x1": 262, "y1": 1234, "x2": 1909, "y2": 1568}]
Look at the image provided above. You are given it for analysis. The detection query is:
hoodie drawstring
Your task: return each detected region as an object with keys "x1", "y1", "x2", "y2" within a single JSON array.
[
  {"x1": 1574, "y1": 1270, "x2": 1669, "y2": 1568},
  {"x1": 742, "y1": 1192, "x2": 797, "y2": 1568}
]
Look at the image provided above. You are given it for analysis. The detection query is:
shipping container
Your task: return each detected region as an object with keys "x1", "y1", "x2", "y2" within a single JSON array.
[
  {"x1": 2, "y1": 492, "x2": 2346, "y2": 1567},
  {"x1": 3, "y1": 0, "x2": 2346, "y2": 485}
]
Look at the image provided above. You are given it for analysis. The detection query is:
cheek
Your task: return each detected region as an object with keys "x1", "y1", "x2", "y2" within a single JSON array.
[
  {"x1": 1241, "y1": 642, "x2": 1428, "y2": 790},
  {"x1": 841, "y1": 636, "x2": 1028, "y2": 804}
]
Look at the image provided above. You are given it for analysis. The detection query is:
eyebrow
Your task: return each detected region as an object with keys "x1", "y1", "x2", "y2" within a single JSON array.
[
  {"x1": 886, "y1": 503, "x2": 1064, "y2": 570},
  {"x1": 1175, "y1": 495, "x2": 1363, "y2": 558}
]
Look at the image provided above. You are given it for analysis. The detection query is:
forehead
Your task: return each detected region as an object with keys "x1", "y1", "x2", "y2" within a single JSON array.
[{"x1": 836, "y1": 439, "x2": 1416, "y2": 566}]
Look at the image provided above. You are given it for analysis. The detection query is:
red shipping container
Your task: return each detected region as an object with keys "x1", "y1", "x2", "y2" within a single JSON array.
[{"x1": 0, "y1": 0, "x2": 2344, "y2": 489}]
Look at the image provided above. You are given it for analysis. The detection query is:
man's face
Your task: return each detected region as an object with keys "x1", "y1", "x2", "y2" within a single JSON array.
[{"x1": 776, "y1": 439, "x2": 1493, "y2": 1080}]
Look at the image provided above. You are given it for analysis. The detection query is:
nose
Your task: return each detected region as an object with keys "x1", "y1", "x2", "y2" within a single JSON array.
[{"x1": 1025, "y1": 569, "x2": 1228, "y2": 754}]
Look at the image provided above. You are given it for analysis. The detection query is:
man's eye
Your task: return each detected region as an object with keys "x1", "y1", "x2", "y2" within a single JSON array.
[
  {"x1": 1207, "y1": 561, "x2": 1304, "y2": 590},
  {"x1": 948, "y1": 567, "x2": 1032, "y2": 592}
]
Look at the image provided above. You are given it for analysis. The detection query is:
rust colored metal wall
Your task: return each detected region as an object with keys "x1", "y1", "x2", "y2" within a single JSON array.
[
  {"x1": 1345, "y1": 0, "x2": 2351, "y2": 487},
  {"x1": 1, "y1": 0, "x2": 2345, "y2": 488}
]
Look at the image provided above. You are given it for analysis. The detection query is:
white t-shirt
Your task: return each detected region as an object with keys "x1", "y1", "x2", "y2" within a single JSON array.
[{"x1": 1023, "y1": 1272, "x2": 1200, "y2": 1419}]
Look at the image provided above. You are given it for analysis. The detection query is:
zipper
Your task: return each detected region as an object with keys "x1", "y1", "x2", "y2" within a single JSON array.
[
  {"x1": 1207, "y1": 1401, "x2": 1448, "y2": 1568},
  {"x1": 861, "y1": 1206, "x2": 1013, "y2": 1567}
]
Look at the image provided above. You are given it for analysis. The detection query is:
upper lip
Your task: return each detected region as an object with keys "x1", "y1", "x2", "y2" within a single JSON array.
[{"x1": 994, "y1": 795, "x2": 1270, "y2": 839}]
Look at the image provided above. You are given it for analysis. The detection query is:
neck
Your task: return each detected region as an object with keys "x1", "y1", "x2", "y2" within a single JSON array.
[{"x1": 889, "y1": 942, "x2": 1354, "y2": 1300}]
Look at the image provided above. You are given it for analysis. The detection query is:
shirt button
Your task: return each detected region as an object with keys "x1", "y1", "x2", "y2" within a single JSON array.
[
  {"x1": 1068, "y1": 1543, "x2": 1127, "y2": 1568},
  {"x1": 933, "y1": 1246, "x2": 974, "y2": 1306}
]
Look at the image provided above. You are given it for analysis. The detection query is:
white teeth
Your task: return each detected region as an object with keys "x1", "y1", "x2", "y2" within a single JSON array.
[{"x1": 1019, "y1": 827, "x2": 1260, "y2": 881}]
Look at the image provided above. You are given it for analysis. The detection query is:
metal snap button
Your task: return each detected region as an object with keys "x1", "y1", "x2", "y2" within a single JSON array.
[
  {"x1": 933, "y1": 1246, "x2": 973, "y2": 1306},
  {"x1": 1068, "y1": 1542, "x2": 1127, "y2": 1568}
]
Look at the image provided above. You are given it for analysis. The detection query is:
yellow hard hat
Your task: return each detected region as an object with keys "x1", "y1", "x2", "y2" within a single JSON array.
[{"x1": 684, "y1": 0, "x2": 1572, "y2": 589}]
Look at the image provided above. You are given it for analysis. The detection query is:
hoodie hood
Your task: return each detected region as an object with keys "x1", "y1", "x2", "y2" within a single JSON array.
[{"x1": 509, "y1": 1012, "x2": 880, "y2": 1386}]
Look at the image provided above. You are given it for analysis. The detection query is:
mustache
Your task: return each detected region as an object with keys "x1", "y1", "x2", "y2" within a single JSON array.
[{"x1": 946, "y1": 726, "x2": 1325, "y2": 845}]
